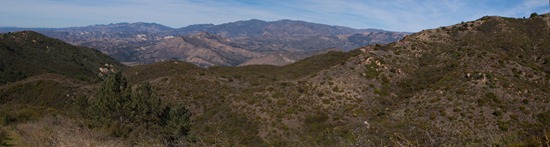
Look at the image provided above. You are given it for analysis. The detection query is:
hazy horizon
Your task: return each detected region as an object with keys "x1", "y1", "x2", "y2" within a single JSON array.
[{"x1": 1, "y1": 0, "x2": 549, "y2": 32}]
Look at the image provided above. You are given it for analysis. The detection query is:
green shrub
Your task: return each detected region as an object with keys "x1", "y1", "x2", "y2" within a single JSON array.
[
  {"x1": 497, "y1": 121, "x2": 509, "y2": 131},
  {"x1": 522, "y1": 99, "x2": 529, "y2": 104},
  {"x1": 277, "y1": 99, "x2": 288, "y2": 106},
  {"x1": 318, "y1": 92, "x2": 325, "y2": 97},
  {"x1": 364, "y1": 63, "x2": 380, "y2": 78},
  {"x1": 530, "y1": 13, "x2": 538, "y2": 18},
  {"x1": 492, "y1": 110, "x2": 503, "y2": 117},
  {"x1": 332, "y1": 86, "x2": 340, "y2": 92},
  {"x1": 536, "y1": 112, "x2": 550, "y2": 124},
  {"x1": 1, "y1": 109, "x2": 40, "y2": 125},
  {"x1": 0, "y1": 127, "x2": 6, "y2": 146},
  {"x1": 304, "y1": 113, "x2": 329, "y2": 130},
  {"x1": 485, "y1": 92, "x2": 500, "y2": 104},
  {"x1": 273, "y1": 92, "x2": 284, "y2": 98},
  {"x1": 161, "y1": 104, "x2": 192, "y2": 143},
  {"x1": 1, "y1": 114, "x2": 15, "y2": 125}
]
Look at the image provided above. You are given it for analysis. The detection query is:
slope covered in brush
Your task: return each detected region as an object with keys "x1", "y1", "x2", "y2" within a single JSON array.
[
  {"x1": 121, "y1": 14, "x2": 550, "y2": 146},
  {"x1": 0, "y1": 31, "x2": 124, "y2": 84}
]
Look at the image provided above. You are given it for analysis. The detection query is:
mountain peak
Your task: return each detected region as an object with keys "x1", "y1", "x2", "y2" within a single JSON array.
[
  {"x1": 6, "y1": 30, "x2": 42, "y2": 36},
  {"x1": 82, "y1": 22, "x2": 172, "y2": 32},
  {"x1": 246, "y1": 19, "x2": 267, "y2": 23},
  {"x1": 188, "y1": 31, "x2": 220, "y2": 39},
  {"x1": 2, "y1": 30, "x2": 55, "y2": 42},
  {"x1": 225, "y1": 19, "x2": 268, "y2": 26}
]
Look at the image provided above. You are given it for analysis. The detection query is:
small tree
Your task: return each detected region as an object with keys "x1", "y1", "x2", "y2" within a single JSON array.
[
  {"x1": 126, "y1": 82, "x2": 163, "y2": 133},
  {"x1": 530, "y1": 12, "x2": 539, "y2": 18},
  {"x1": 161, "y1": 104, "x2": 192, "y2": 144},
  {"x1": 0, "y1": 127, "x2": 6, "y2": 146},
  {"x1": 88, "y1": 72, "x2": 130, "y2": 126},
  {"x1": 85, "y1": 72, "x2": 192, "y2": 143}
]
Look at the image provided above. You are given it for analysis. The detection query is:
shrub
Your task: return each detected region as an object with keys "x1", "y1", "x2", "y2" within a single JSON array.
[
  {"x1": 1, "y1": 114, "x2": 15, "y2": 125},
  {"x1": 492, "y1": 110, "x2": 502, "y2": 117},
  {"x1": 497, "y1": 121, "x2": 509, "y2": 131},
  {"x1": 530, "y1": 13, "x2": 538, "y2": 18},
  {"x1": 161, "y1": 104, "x2": 192, "y2": 144},
  {"x1": 332, "y1": 86, "x2": 340, "y2": 92},
  {"x1": 1, "y1": 109, "x2": 40, "y2": 125},
  {"x1": 304, "y1": 113, "x2": 329, "y2": 131},
  {"x1": 317, "y1": 92, "x2": 325, "y2": 97},
  {"x1": 0, "y1": 127, "x2": 6, "y2": 146},
  {"x1": 273, "y1": 92, "x2": 284, "y2": 98},
  {"x1": 364, "y1": 63, "x2": 380, "y2": 78},
  {"x1": 485, "y1": 92, "x2": 500, "y2": 104},
  {"x1": 297, "y1": 87, "x2": 305, "y2": 93},
  {"x1": 536, "y1": 112, "x2": 550, "y2": 124},
  {"x1": 522, "y1": 99, "x2": 529, "y2": 104}
]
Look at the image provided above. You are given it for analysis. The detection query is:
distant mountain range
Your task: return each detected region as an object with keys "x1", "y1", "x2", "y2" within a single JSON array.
[{"x1": 0, "y1": 19, "x2": 409, "y2": 66}]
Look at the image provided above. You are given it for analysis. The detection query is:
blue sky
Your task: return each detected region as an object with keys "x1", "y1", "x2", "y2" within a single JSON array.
[{"x1": 1, "y1": 0, "x2": 549, "y2": 32}]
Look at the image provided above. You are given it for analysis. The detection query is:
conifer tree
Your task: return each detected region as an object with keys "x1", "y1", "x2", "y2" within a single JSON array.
[
  {"x1": 86, "y1": 71, "x2": 192, "y2": 142},
  {"x1": 88, "y1": 71, "x2": 130, "y2": 126}
]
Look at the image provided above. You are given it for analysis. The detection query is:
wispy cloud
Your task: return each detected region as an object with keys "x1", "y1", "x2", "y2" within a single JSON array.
[{"x1": 0, "y1": 0, "x2": 548, "y2": 32}]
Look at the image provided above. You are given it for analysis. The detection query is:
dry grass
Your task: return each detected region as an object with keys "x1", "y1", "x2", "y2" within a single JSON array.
[{"x1": 15, "y1": 115, "x2": 130, "y2": 147}]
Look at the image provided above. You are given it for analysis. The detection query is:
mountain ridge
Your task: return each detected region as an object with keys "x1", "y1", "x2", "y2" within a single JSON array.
[
  {"x1": 0, "y1": 19, "x2": 409, "y2": 67},
  {"x1": 0, "y1": 19, "x2": 404, "y2": 33}
]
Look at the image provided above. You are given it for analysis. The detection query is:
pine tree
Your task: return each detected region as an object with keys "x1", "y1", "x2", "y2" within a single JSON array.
[
  {"x1": 162, "y1": 104, "x2": 191, "y2": 143},
  {"x1": 88, "y1": 71, "x2": 130, "y2": 126},
  {"x1": 85, "y1": 71, "x2": 192, "y2": 142},
  {"x1": 127, "y1": 82, "x2": 163, "y2": 129}
]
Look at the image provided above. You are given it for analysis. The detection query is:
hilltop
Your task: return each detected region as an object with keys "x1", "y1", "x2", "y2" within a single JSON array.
[{"x1": 0, "y1": 31, "x2": 124, "y2": 84}]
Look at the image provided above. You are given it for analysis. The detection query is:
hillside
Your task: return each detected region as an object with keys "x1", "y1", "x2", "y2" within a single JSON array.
[
  {"x1": 0, "y1": 31, "x2": 124, "y2": 84},
  {"x1": 137, "y1": 32, "x2": 263, "y2": 66},
  {"x1": 136, "y1": 32, "x2": 339, "y2": 66},
  {"x1": 121, "y1": 14, "x2": 550, "y2": 146},
  {"x1": 0, "y1": 32, "x2": 128, "y2": 146},
  {"x1": 0, "y1": 20, "x2": 408, "y2": 66}
]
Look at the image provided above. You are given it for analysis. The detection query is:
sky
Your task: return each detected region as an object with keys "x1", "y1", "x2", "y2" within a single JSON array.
[{"x1": 1, "y1": 0, "x2": 549, "y2": 32}]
